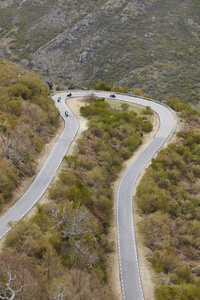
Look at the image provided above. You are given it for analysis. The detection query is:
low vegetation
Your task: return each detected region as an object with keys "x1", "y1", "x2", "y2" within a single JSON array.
[
  {"x1": 136, "y1": 98, "x2": 200, "y2": 299},
  {"x1": 0, "y1": 0, "x2": 200, "y2": 103},
  {"x1": 0, "y1": 60, "x2": 59, "y2": 210},
  {"x1": 1, "y1": 93, "x2": 153, "y2": 299}
]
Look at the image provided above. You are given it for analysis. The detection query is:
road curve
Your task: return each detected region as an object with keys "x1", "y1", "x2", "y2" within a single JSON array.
[
  {"x1": 0, "y1": 91, "x2": 176, "y2": 300},
  {"x1": 69, "y1": 91, "x2": 175, "y2": 300},
  {"x1": 112, "y1": 94, "x2": 175, "y2": 300}
]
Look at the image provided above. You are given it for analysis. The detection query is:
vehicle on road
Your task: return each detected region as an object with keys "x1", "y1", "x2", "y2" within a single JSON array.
[
  {"x1": 67, "y1": 93, "x2": 72, "y2": 97},
  {"x1": 65, "y1": 111, "x2": 69, "y2": 117},
  {"x1": 110, "y1": 94, "x2": 116, "y2": 98},
  {"x1": 57, "y1": 97, "x2": 61, "y2": 102}
]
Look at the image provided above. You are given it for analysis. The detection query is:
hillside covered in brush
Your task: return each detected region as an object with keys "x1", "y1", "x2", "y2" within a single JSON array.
[
  {"x1": 0, "y1": 0, "x2": 200, "y2": 103},
  {"x1": 136, "y1": 99, "x2": 200, "y2": 299},
  {"x1": 0, "y1": 90, "x2": 154, "y2": 299},
  {"x1": 0, "y1": 60, "x2": 59, "y2": 210}
]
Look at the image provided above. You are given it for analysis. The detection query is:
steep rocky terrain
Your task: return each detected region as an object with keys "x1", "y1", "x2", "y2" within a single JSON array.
[{"x1": 0, "y1": 0, "x2": 200, "y2": 103}]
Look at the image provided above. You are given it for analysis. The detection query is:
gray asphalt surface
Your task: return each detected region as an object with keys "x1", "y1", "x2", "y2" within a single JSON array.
[
  {"x1": 71, "y1": 92, "x2": 175, "y2": 300},
  {"x1": 0, "y1": 91, "x2": 175, "y2": 300},
  {"x1": 91, "y1": 92, "x2": 174, "y2": 300}
]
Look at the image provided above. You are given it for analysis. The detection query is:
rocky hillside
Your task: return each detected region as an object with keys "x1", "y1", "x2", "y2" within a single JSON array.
[{"x1": 0, "y1": 0, "x2": 200, "y2": 103}]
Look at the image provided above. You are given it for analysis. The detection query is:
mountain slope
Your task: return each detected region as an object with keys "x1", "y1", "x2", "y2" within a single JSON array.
[
  {"x1": 0, "y1": 0, "x2": 200, "y2": 103},
  {"x1": 0, "y1": 60, "x2": 59, "y2": 209}
]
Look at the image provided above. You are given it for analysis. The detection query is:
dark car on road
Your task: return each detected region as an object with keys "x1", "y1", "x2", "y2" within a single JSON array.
[
  {"x1": 65, "y1": 111, "x2": 69, "y2": 117},
  {"x1": 67, "y1": 93, "x2": 72, "y2": 97},
  {"x1": 57, "y1": 97, "x2": 61, "y2": 102},
  {"x1": 110, "y1": 94, "x2": 116, "y2": 98}
]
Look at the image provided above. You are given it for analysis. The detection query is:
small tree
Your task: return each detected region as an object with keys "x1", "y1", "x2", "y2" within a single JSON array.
[
  {"x1": 0, "y1": 269, "x2": 28, "y2": 300},
  {"x1": 132, "y1": 88, "x2": 143, "y2": 96},
  {"x1": 49, "y1": 205, "x2": 92, "y2": 240},
  {"x1": 121, "y1": 103, "x2": 129, "y2": 110},
  {"x1": 95, "y1": 81, "x2": 111, "y2": 91},
  {"x1": 54, "y1": 286, "x2": 65, "y2": 300},
  {"x1": 143, "y1": 105, "x2": 153, "y2": 115},
  {"x1": 85, "y1": 93, "x2": 97, "y2": 103}
]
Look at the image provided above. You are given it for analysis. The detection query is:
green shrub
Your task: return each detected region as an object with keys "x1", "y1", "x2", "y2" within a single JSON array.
[
  {"x1": 142, "y1": 120, "x2": 153, "y2": 132},
  {"x1": 155, "y1": 283, "x2": 200, "y2": 300},
  {"x1": 10, "y1": 84, "x2": 32, "y2": 100},
  {"x1": 6, "y1": 99, "x2": 22, "y2": 116},
  {"x1": 149, "y1": 250, "x2": 178, "y2": 273},
  {"x1": 136, "y1": 177, "x2": 168, "y2": 213},
  {"x1": 143, "y1": 105, "x2": 153, "y2": 115},
  {"x1": 95, "y1": 80, "x2": 111, "y2": 91},
  {"x1": 171, "y1": 265, "x2": 191, "y2": 284},
  {"x1": 121, "y1": 103, "x2": 129, "y2": 110},
  {"x1": 122, "y1": 135, "x2": 141, "y2": 151},
  {"x1": 0, "y1": 159, "x2": 17, "y2": 204},
  {"x1": 97, "y1": 196, "x2": 113, "y2": 216},
  {"x1": 155, "y1": 284, "x2": 183, "y2": 300}
]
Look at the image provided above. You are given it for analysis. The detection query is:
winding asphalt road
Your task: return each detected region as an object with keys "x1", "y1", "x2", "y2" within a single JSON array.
[
  {"x1": 0, "y1": 91, "x2": 176, "y2": 300},
  {"x1": 75, "y1": 91, "x2": 175, "y2": 300},
  {"x1": 0, "y1": 94, "x2": 79, "y2": 238}
]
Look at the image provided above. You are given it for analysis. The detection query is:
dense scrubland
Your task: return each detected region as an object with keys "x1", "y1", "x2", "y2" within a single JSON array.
[
  {"x1": 136, "y1": 98, "x2": 200, "y2": 299},
  {"x1": 0, "y1": 75, "x2": 153, "y2": 299},
  {"x1": 0, "y1": 60, "x2": 59, "y2": 209},
  {"x1": 2, "y1": 57, "x2": 200, "y2": 299}
]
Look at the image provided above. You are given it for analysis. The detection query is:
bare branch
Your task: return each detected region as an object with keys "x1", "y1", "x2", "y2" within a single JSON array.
[
  {"x1": 54, "y1": 285, "x2": 65, "y2": 300},
  {"x1": 49, "y1": 205, "x2": 92, "y2": 240},
  {"x1": 1, "y1": 132, "x2": 28, "y2": 167},
  {"x1": 0, "y1": 269, "x2": 29, "y2": 300}
]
